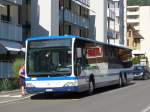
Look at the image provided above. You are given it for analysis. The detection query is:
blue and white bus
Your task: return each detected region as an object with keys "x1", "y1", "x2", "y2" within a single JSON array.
[{"x1": 25, "y1": 35, "x2": 133, "y2": 94}]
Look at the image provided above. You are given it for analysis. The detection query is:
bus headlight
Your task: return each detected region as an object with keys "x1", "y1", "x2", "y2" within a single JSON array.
[
  {"x1": 64, "y1": 82, "x2": 78, "y2": 87},
  {"x1": 26, "y1": 83, "x2": 35, "y2": 88}
]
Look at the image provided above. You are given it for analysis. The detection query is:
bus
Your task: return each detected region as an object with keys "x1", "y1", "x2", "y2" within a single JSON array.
[{"x1": 25, "y1": 35, "x2": 133, "y2": 94}]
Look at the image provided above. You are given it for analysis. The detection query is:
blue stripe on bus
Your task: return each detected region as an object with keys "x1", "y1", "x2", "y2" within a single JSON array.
[
  {"x1": 26, "y1": 77, "x2": 77, "y2": 81},
  {"x1": 27, "y1": 35, "x2": 80, "y2": 41}
]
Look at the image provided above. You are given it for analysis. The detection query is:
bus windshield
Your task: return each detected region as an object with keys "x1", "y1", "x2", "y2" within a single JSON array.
[{"x1": 27, "y1": 39, "x2": 72, "y2": 77}]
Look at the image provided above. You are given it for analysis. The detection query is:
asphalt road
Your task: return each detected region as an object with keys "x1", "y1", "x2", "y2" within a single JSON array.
[{"x1": 1, "y1": 80, "x2": 150, "y2": 112}]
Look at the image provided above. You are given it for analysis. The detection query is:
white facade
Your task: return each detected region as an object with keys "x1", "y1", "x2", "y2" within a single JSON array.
[
  {"x1": 139, "y1": 6, "x2": 150, "y2": 66},
  {"x1": 127, "y1": 6, "x2": 150, "y2": 66},
  {"x1": 127, "y1": 6, "x2": 140, "y2": 31}
]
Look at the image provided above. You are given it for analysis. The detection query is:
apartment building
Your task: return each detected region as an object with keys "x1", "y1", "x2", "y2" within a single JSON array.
[
  {"x1": 31, "y1": 0, "x2": 90, "y2": 38},
  {"x1": 90, "y1": 0, "x2": 127, "y2": 46},
  {"x1": 0, "y1": 0, "x2": 23, "y2": 78},
  {"x1": 114, "y1": 0, "x2": 127, "y2": 46},
  {"x1": 107, "y1": 0, "x2": 115, "y2": 44},
  {"x1": 127, "y1": 6, "x2": 150, "y2": 66}
]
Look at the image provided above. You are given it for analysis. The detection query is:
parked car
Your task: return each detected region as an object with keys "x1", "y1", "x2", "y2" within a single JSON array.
[{"x1": 133, "y1": 65, "x2": 150, "y2": 80}]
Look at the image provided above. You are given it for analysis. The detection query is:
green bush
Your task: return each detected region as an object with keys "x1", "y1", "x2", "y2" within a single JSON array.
[
  {"x1": 132, "y1": 57, "x2": 140, "y2": 65},
  {"x1": 13, "y1": 58, "x2": 25, "y2": 78},
  {"x1": 0, "y1": 58, "x2": 24, "y2": 91},
  {"x1": 0, "y1": 78, "x2": 19, "y2": 91},
  {"x1": 132, "y1": 56, "x2": 148, "y2": 65}
]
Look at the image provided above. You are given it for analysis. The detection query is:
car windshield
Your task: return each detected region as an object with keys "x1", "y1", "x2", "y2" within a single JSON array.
[
  {"x1": 27, "y1": 46, "x2": 72, "y2": 76},
  {"x1": 134, "y1": 66, "x2": 144, "y2": 70}
]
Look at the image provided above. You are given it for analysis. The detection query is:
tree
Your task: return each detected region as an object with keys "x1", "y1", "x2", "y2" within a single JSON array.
[
  {"x1": 13, "y1": 58, "x2": 25, "y2": 78},
  {"x1": 128, "y1": 0, "x2": 150, "y2": 6}
]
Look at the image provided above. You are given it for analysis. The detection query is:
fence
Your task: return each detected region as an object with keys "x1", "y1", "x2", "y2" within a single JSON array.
[
  {"x1": 0, "y1": 61, "x2": 13, "y2": 78},
  {"x1": 0, "y1": 61, "x2": 18, "y2": 91}
]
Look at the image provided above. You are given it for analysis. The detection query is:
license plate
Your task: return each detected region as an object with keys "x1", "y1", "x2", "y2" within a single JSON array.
[{"x1": 46, "y1": 89, "x2": 53, "y2": 92}]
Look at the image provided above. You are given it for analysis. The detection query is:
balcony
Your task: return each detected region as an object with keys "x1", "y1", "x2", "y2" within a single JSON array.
[
  {"x1": 127, "y1": 11, "x2": 140, "y2": 16},
  {"x1": 115, "y1": 23, "x2": 119, "y2": 31},
  {"x1": 0, "y1": 21, "x2": 22, "y2": 42},
  {"x1": 73, "y1": 0, "x2": 90, "y2": 6},
  {"x1": 115, "y1": 8, "x2": 119, "y2": 17},
  {"x1": 62, "y1": 9, "x2": 89, "y2": 29},
  {"x1": 134, "y1": 25, "x2": 140, "y2": 31},
  {"x1": 1, "y1": 0, "x2": 22, "y2": 5},
  {"x1": 107, "y1": 30, "x2": 115, "y2": 39},
  {"x1": 107, "y1": 9, "x2": 115, "y2": 20},
  {"x1": 127, "y1": 18, "x2": 139, "y2": 23}
]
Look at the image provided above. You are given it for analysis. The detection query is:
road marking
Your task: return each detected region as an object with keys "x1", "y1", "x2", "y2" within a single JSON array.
[
  {"x1": 0, "y1": 94, "x2": 22, "y2": 98},
  {"x1": 0, "y1": 95, "x2": 10, "y2": 97},
  {"x1": 0, "y1": 94, "x2": 32, "y2": 104},
  {"x1": 9, "y1": 95, "x2": 22, "y2": 98},
  {"x1": 142, "y1": 105, "x2": 150, "y2": 112}
]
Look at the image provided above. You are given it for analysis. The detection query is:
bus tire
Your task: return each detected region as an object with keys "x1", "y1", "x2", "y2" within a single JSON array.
[
  {"x1": 88, "y1": 77, "x2": 95, "y2": 95},
  {"x1": 119, "y1": 75, "x2": 123, "y2": 87},
  {"x1": 123, "y1": 74, "x2": 128, "y2": 86}
]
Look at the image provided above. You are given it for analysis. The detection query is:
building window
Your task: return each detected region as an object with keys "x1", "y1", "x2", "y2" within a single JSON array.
[
  {"x1": 116, "y1": 32, "x2": 119, "y2": 39},
  {"x1": 115, "y1": 2, "x2": 120, "y2": 8},
  {"x1": 128, "y1": 30, "x2": 132, "y2": 37},
  {"x1": 108, "y1": 3, "x2": 110, "y2": 8},
  {"x1": 127, "y1": 39, "x2": 129, "y2": 46},
  {"x1": 68, "y1": 25, "x2": 71, "y2": 34}
]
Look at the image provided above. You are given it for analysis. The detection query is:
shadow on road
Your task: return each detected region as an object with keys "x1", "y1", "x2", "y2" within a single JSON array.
[{"x1": 30, "y1": 83, "x2": 135, "y2": 100}]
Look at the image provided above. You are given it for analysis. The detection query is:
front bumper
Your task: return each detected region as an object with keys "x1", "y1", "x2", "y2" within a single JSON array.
[
  {"x1": 26, "y1": 86, "x2": 79, "y2": 94},
  {"x1": 133, "y1": 73, "x2": 144, "y2": 79}
]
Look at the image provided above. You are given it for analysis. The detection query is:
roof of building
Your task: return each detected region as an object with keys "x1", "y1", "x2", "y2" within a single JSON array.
[{"x1": 127, "y1": 24, "x2": 144, "y2": 39}]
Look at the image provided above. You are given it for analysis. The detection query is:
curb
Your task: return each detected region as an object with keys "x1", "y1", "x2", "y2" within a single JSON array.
[
  {"x1": 0, "y1": 89, "x2": 20, "y2": 94},
  {"x1": 0, "y1": 94, "x2": 33, "y2": 104}
]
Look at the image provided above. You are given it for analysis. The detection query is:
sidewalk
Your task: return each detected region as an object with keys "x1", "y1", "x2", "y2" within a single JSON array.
[
  {"x1": 0, "y1": 89, "x2": 20, "y2": 94},
  {"x1": 0, "y1": 89, "x2": 31, "y2": 104}
]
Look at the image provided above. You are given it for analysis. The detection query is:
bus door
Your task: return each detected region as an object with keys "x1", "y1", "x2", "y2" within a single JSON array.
[{"x1": 74, "y1": 39, "x2": 98, "y2": 89}]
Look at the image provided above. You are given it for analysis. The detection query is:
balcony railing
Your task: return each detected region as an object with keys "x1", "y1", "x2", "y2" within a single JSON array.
[
  {"x1": 0, "y1": 21, "x2": 22, "y2": 42},
  {"x1": 2, "y1": 0, "x2": 22, "y2": 5},
  {"x1": 134, "y1": 26, "x2": 140, "y2": 31},
  {"x1": 73, "y1": 0, "x2": 90, "y2": 6},
  {"x1": 62, "y1": 9, "x2": 89, "y2": 29},
  {"x1": 127, "y1": 11, "x2": 140, "y2": 16},
  {"x1": 107, "y1": 30, "x2": 114, "y2": 39},
  {"x1": 127, "y1": 18, "x2": 139, "y2": 23},
  {"x1": 115, "y1": 8, "x2": 119, "y2": 17}
]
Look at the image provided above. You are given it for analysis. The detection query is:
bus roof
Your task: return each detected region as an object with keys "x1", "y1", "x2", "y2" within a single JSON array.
[{"x1": 27, "y1": 35, "x2": 132, "y2": 51}]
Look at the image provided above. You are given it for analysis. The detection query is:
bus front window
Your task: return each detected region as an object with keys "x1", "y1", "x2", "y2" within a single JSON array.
[{"x1": 27, "y1": 47, "x2": 72, "y2": 76}]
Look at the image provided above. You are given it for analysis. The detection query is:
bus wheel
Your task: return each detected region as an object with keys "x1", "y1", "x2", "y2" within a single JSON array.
[
  {"x1": 88, "y1": 79, "x2": 95, "y2": 95},
  {"x1": 119, "y1": 75, "x2": 123, "y2": 87},
  {"x1": 123, "y1": 74, "x2": 128, "y2": 86}
]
